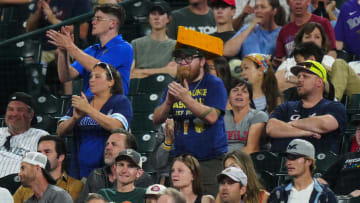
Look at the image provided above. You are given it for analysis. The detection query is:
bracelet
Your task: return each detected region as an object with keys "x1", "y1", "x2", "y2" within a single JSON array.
[
  {"x1": 164, "y1": 139, "x2": 173, "y2": 145},
  {"x1": 162, "y1": 142, "x2": 173, "y2": 151}
]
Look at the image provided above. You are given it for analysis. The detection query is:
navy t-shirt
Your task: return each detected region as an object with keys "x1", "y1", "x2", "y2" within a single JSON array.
[
  {"x1": 159, "y1": 73, "x2": 228, "y2": 160},
  {"x1": 269, "y1": 99, "x2": 347, "y2": 154}
]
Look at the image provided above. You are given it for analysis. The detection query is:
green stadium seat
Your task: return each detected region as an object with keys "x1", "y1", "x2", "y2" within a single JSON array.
[
  {"x1": 130, "y1": 112, "x2": 159, "y2": 132},
  {"x1": 0, "y1": 40, "x2": 41, "y2": 65},
  {"x1": 251, "y1": 151, "x2": 282, "y2": 173},
  {"x1": 35, "y1": 94, "x2": 60, "y2": 115},
  {"x1": 137, "y1": 74, "x2": 174, "y2": 93},
  {"x1": 347, "y1": 94, "x2": 360, "y2": 115},
  {"x1": 133, "y1": 131, "x2": 157, "y2": 153},
  {"x1": 130, "y1": 92, "x2": 163, "y2": 113},
  {"x1": 129, "y1": 78, "x2": 140, "y2": 96},
  {"x1": 314, "y1": 151, "x2": 338, "y2": 176},
  {"x1": 34, "y1": 114, "x2": 58, "y2": 134}
]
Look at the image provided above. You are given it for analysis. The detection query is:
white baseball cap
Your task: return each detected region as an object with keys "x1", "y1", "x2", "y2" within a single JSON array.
[
  {"x1": 145, "y1": 184, "x2": 167, "y2": 195},
  {"x1": 217, "y1": 167, "x2": 248, "y2": 186}
]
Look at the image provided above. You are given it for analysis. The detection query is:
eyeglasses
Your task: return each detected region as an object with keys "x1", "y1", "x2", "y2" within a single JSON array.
[
  {"x1": 286, "y1": 154, "x2": 304, "y2": 161},
  {"x1": 174, "y1": 55, "x2": 200, "y2": 65},
  {"x1": 96, "y1": 62, "x2": 114, "y2": 80},
  {"x1": 4, "y1": 136, "x2": 12, "y2": 151},
  {"x1": 92, "y1": 16, "x2": 115, "y2": 22}
]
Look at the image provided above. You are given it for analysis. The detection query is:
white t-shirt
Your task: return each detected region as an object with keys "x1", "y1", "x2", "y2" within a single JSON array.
[
  {"x1": 0, "y1": 187, "x2": 13, "y2": 203},
  {"x1": 277, "y1": 55, "x2": 335, "y2": 80},
  {"x1": 288, "y1": 181, "x2": 314, "y2": 203}
]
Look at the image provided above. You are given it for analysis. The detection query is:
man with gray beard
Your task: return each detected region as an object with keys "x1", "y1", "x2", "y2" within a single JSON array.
[{"x1": 76, "y1": 129, "x2": 152, "y2": 203}]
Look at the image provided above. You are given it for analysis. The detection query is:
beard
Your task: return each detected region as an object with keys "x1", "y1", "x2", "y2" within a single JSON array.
[{"x1": 176, "y1": 66, "x2": 191, "y2": 86}]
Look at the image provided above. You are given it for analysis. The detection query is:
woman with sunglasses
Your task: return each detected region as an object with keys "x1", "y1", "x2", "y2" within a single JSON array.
[
  {"x1": 57, "y1": 62, "x2": 133, "y2": 179},
  {"x1": 240, "y1": 53, "x2": 281, "y2": 113},
  {"x1": 171, "y1": 154, "x2": 214, "y2": 203},
  {"x1": 214, "y1": 150, "x2": 269, "y2": 203},
  {"x1": 225, "y1": 78, "x2": 268, "y2": 153}
]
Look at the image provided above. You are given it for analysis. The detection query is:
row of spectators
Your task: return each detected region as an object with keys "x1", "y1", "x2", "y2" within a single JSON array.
[{"x1": 0, "y1": 0, "x2": 360, "y2": 202}]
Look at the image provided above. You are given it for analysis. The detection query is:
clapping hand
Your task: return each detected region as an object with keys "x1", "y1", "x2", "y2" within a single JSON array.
[
  {"x1": 72, "y1": 92, "x2": 91, "y2": 114},
  {"x1": 168, "y1": 80, "x2": 190, "y2": 101}
]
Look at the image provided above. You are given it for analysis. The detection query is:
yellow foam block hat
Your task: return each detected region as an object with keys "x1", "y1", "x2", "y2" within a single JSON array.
[{"x1": 175, "y1": 26, "x2": 223, "y2": 58}]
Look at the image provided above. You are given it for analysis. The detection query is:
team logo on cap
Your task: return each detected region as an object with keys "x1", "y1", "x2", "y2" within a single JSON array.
[
  {"x1": 126, "y1": 149, "x2": 132, "y2": 155},
  {"x1": 151, "y1": 185, "x2": 160, "y2": 191},
  {"x1": 288, "y1": 144, "x2": 297, "y2": 150},
  {"x1": 225, "y1": 168, "x2": 231, "y2": 172}
]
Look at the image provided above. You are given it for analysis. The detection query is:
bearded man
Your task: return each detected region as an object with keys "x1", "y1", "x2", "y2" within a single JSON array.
[{"x1": 153, "y1": 27, "x2": 228, "y2": 197}]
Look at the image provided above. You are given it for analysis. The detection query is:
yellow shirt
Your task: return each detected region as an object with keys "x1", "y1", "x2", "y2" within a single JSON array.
[{"x1": 13, "y1": 172, "x2": 83, "y2": 203}]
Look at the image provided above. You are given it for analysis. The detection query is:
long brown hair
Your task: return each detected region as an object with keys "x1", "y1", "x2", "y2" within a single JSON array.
[
  {"x1": 269, "y1": 0, "x2": 286, "y2": 26},
  {"x1": 294, "y1": 22, "x2": 331, "y2": 53},
  {"x1": 243, "y1": 54, "x2": 281, "y2": 113},
  {"x1": 172, "y1": 154, "x2": 203, "y2": 196},
  {"x1": 223, "y1": 150, "x2": 264, "y2": 203},
  {"x1": 262, "y1": 63, "x2": 281, "y2": 113}
]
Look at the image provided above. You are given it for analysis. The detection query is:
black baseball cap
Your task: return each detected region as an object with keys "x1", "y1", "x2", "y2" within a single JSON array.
[
  {"x1": 149, "y1": 0, "x2": 171, "y2": 15},
  {"x1": 8, "y1": 92, "x2": 36, "y2": 111}
]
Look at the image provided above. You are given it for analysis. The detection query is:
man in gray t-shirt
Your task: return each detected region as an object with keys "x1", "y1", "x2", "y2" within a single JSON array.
[
  {"x1": 26, "y1": 184, "x2": 73, "y2": 203},
  {"x1": 18, "y1": 152, "x2": 72, "y2": 203}
]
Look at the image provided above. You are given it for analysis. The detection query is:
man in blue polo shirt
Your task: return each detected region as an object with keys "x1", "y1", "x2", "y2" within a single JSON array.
[{"x1": 47, "y1": 4, "x2": 133, "y2": 95}]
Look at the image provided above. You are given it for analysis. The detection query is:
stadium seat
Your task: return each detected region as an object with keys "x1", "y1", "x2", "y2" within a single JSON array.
[
  {"x1": 314, "y1": 151, "x2": 338, "y2": 176},
  {"x1": 34, "y1": 114, "x2": 58, "y2": 134},
  {"x1": 35, "y1": 94, "x2": 60, "y2": 115},
  {"x1": 140, "y1": 152, "x2": 154, "y2": 172},
  {"x1": 130, "y1": 92, "x2": 163, "y2": 113},
  {"x1": 133, "y1": 131, "x2": 158, "y2": 153},
  {"x1": 347, "y1": 94, "x2": 360, "y2": 115},
  {"x1": 0, "y1": 40, "x2": 41, "y2": 65},
  {"x1": 129, "y1": 78, "x2": 140, "y2": 95},
  {"x1": 251, "y1": 151, "x2": 282, "y2": 173},
  {"x1": 137, "y1": 74, "x2": 174, "y2": 94},
  {"x1": 257, "y1": 170, "x2": 279, "y2": 192},
  {"x1": 131, "y1": 112, "x2": 159, "y2": 132},
  {"x1": 0, "y1": 3, "x2": 33, "y2": 39}
]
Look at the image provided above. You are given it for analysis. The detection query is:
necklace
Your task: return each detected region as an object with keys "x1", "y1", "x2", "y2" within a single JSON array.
[{"x1": 191, "y1": 76, "x2": 204, "y2": 91}]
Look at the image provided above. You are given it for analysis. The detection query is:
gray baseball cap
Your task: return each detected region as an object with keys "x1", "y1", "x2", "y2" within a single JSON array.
[
  {"x1": 115, "y1": 149, "x2": 142, "y2": 168},
  {"x1": 285, "y1": 139, "x2": 315, "y2": 159},
  {"x1": 217, "y1": 167, "x2": 247, "y2": 186}
]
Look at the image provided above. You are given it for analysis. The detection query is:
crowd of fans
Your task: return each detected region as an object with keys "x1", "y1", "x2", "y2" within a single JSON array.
[{"x1": 0, "y1": 0, "x2": 360, "y2": 202}]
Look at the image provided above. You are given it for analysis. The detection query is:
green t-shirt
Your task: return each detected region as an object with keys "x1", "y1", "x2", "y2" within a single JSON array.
[
  {"x1": 168, "y1": 7, "x2": 216, "y2": 39},
  {"x1": 131, "y1": 36, "x2": 176, "y2": 69},
  {"x1": 98, "y1": 187, "x2": 146, "y2": 203}
]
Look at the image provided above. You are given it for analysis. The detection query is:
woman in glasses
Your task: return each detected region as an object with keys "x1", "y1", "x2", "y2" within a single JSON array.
[
  {"x1": 171, "y1": 154, "x2": 214, "y2": 203},
  {"x1": 240, "y1": 53, "x2": 281, "y2": 113},
  {"x1": 216, "y1": 150, "x2": 269, "y2": 203},
  {"x1": 225, "y1": 79, "x2": 268, "y2": 153},
  {"x1": 57, "y1": 62, "x2": 133, "y2": 179}
]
